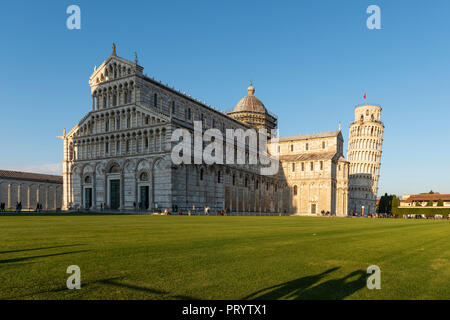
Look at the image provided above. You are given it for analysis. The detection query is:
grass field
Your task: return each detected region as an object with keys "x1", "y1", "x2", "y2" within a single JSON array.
[{"x1": 1, "y1": 214, "x2": 450, "y2": 300}]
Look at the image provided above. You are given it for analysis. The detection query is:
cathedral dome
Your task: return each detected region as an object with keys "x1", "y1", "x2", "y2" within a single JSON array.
[{"x1": 232, "y1": 83, "x2": 267, "y2": 113}]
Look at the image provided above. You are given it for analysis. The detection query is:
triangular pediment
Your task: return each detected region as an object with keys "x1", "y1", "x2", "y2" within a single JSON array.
[{"x1": 89, "y1": 54, "x2": 143, "y2": 89}]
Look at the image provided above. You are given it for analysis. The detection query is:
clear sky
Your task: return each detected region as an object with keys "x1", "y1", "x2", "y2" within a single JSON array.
[{"x1": 0, "y1": 0, "x2": 449, "y2": 197}]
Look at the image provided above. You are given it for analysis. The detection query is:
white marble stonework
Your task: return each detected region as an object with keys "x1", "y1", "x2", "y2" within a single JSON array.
[
  {"x1": 347, "y1": 105, "x2": 384, "y2": 215},
  {"x1": 62, "y1": 46, "x2": 359, "y2": 215}
]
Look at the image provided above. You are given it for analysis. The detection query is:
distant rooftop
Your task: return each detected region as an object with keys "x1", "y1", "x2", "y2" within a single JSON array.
[
  {"x1": 0, "y1": 170, "x2": 62, "y2": 184},
  {"x1": 403, "y1": 194, "x2": 450, "y2": 202}
]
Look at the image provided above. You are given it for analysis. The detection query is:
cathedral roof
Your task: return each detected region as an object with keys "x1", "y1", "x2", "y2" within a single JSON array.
[
  {"x1": 232, "y1": 83, "x2": 267, "y2": 113},
  {"x1": 278, "y1": 151, "x2": 337, "y2": 162},
  {"x1": 278, "y1": 131, "x2": 341, "y2": 142}
]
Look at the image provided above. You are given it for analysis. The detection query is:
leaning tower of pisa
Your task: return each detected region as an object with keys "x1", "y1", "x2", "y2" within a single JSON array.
[{"x1": 347, "y1": 105, "x2": 384, "y2": 215}]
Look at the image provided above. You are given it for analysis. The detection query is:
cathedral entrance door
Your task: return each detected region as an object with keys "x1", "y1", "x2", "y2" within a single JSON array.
[
  {"x1": 110, "y1": 180, "x2": 120, "y2": 210},
  {"x1": 85, "y1": 188, "x2": 92, "y2": 209},
  {"x1": 140, "y1": 186, "x2": 149, "y2": 209}
]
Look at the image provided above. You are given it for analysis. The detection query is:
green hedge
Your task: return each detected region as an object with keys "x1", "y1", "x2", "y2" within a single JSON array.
[{"x1": 392, "y1": 207, "x2": 450, "y2": 217}]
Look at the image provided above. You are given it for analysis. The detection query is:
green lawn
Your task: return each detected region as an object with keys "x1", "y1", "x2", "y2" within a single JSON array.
[{"x1": 1, "y1": 215, "x2": 450, "y2": 300}]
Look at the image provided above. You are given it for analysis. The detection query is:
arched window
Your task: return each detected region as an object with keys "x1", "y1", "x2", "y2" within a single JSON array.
[
  {"x1": 110, "y1": 165, "x2": 120, "y2": 173},
  {"x1": 291, "y1": 144, "x2": 294, "y2": 152},
  {"x1": 85, "y1": 176, "x2": 92, "y2": 183},
  {"x1": 140, "y1": 172, "x2": 149, "y2": 181},
  {"x1": 153, "y1": 93, "x2": 158, "y2": 107},
  {"x1": 200, "y1": 168, "x2": 204, "y2": 181},
  {"x1": 171, "y1": 101, "x2": 175, "y2": 114},
  {"x1": 217, "y1": 171, "x2": 221, "y2": 183},
  {"x1": 294, "y1": 185, "x2": 298, "y2": 196}
]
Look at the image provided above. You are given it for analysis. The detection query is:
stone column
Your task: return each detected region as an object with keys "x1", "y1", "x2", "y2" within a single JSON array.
[
  {"x1": 104, "y1": 173, "x2": 107, "y2": 209},
  {"x1": 45, "y1": 186, "x2": 49, "y2": 210},
  {"x1": 7, "y1": 184, "x2": 11, "y2": 209},
  {"x1": 93, "y1": 170, "x2": 97, "y2": 209},
  {"x1": 119, "y1": 172, "x2": 124, "y2": 210},
  {"x1": 17, "y1": 184, "x2": 21, "y2": 203},
  {"x1": 150, "y1": 171, "x2": 154, "y2": 210},
  {"x1": 27, "y1": 186, "x2": 30, "y2": 210}
]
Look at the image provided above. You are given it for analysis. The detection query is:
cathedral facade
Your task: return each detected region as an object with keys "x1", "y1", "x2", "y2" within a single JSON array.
[{"x1": 61, "y1": 46, "x2": 351, "y2": 216}]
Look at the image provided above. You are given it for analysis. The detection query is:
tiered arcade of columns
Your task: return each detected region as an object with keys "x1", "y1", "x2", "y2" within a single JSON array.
[{"x1": 347, "y1": 105, "x2": 384, "y2": 215}]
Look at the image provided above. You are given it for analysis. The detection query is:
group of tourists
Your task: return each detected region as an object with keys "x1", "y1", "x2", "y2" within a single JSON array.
[
  {"x1": 367, "y1": 213, "x2": 394, "y2": 218},
  {"x1": 403, "y1": 214, "x2": 448, "y2": 220},
  {"x1": 35, "y1": 203, "x2": 43, "y2": 213},
  {"x1": 0, "y1": 202, "x2": 6, "y2": 212},
  {"x1": 15, "y1": 202, "x2": 23, "y2": 213},
  {"x1": 320, "y1": 210, "x2": 333, "y2": 216}
]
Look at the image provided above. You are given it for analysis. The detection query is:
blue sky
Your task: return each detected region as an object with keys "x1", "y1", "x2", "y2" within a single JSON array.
[{"x1": 0, "y1": 0, "x2": 449, "y2": 196}]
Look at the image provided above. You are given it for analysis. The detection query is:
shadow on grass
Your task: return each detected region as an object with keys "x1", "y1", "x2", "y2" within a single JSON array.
[
  {"x1": 4, "y1": 276, "x2": 197, "y2": 300},
  {"x1": 244, "y1": 267, "x2": 367, "y2": 300},
  {"x1": 0, "y1": 244, "x2": 85, "y2": 255},
  {"x1": 0, "y1": 212, "x2": 129, "y2": 217},
  {"x1": 0, "y1": 250, "x2": 90, "y2": 264},
  {"x1": 99, "y1": 278, "x2": 198, "y2": 300}
]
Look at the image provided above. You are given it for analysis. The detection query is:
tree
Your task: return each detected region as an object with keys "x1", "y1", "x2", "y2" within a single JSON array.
[
  {"x1": 377, "y1": 193, "x2": 388, "y2": 213},
  {"x1": 377, "y1": 193, "x2": 398, "y2": 213},
  {"x1": 392, "y1": 195, "x2": 400, "y2": 209},
  {"x1": 415, "y1": 201, "x2": 422, "y2": 207},
  {"x1": 437, "y1": 199, "x2": 444, "y2": 207},
  {"x1": 426, "y1": 200, "x2": 434, "y2": 207}
]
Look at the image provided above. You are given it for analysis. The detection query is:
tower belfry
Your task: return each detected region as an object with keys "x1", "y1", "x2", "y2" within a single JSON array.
[{"x1": 347, "y1": 104, "x2": 384, "y2": 215}]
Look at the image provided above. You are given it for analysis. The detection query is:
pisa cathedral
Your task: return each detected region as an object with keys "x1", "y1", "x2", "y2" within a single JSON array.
[{"x1": 60, "y1": 45, "x2": 383, "y2": 216}]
